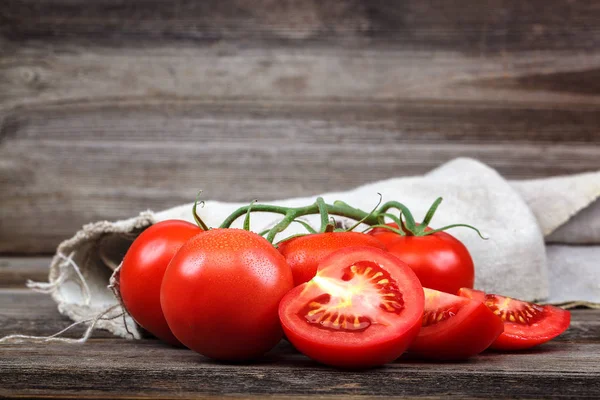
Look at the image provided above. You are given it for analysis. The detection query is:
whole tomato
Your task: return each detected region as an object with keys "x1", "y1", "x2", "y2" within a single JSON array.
[
  {"x1": 382, "y1": 224, "x2": 474, "y2": 294},
  {"x1": 369, "y1": 222, "x2": 431, "y2": 249},
  {"x1": 277, "y1": 231, "x2": 386, "y2": 287},
  {"x1": 161, "y1": 228, "x2": 294, "y2": 361},
  {"x1": 119, "y1": 220, "x2": 202, "y2": 345}
]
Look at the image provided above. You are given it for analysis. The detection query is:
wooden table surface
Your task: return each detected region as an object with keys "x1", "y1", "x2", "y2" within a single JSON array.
[
  {"x1": 2, "y1": 1, "x2": 600, "y2": 398},
  {"x1": 1, "y1": 257, "x2": 600, "y2": 399}
]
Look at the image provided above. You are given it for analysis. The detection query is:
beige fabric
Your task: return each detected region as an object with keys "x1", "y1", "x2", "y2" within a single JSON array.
[{"x1": 27, "y1": 158, "x2": 600, "y2": 339}]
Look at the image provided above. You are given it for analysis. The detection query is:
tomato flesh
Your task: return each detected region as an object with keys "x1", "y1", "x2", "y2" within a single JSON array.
[
  {"x1": 120, "y1": 220, "x2": 201, "y2": 346},
  {"x1": 279, "y1": 247, "x2": 424, "y2": 368},
  {"x1": 458, "y1": 288, "x2": 571, "y2": 350},
  {"x1": 277, "y1": 232, "x2": 386, "y2": 287},
  {"x1": 408, "y1": 288, "x2": 504, "y2": 359}
]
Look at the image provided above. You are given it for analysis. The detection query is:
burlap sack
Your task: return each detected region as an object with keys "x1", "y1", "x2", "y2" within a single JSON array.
[{"x1": 7, "y1": 158, "x2": 600, "y2": 340}]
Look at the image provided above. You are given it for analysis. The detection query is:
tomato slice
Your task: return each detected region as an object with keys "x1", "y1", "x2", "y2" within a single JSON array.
[
  {"x1": 278, "y1": 246, "x2": 424, "y2": 368},
  {"x1": 408, "y1": 288, "x2": 504, "y2": 360},
  {"x1": 458, "y1": 288, "x2": 571, "y2": 350}
]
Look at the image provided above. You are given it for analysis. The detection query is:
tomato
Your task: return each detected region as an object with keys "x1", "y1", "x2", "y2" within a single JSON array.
[
  {"x1": 408, "y1": 288, "x2": 504, "y2": 359},
  {"x1": 277, "y1": 232, "x2": 386, "y2": 287},
  {"x1": 384, "y1": 228, "x2": 474, "y2": 294},
  {"x1": 279, "y1": 246, "x2": 424, "y2": 368},
  {"x1": 161, "y1": 228, "x2": 294, "y2": 361},
  {"x1": 119, "y1": 220, "x2": 201, "y2": 346},
  {"x1": 458, "y1": 288, "x2": 571, "y2": 350}
]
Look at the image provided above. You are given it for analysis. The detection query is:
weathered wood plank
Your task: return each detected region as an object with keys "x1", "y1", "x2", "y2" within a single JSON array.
[
  {"x1": 1, "y1": 289, "x2": 598, "y2": 342},
  {"x1": 0, "y1": 290, "x2": 115, "y2": 339},
  {"x1": 2, "y1": 0, "x2": 600, "y2": 55},
  {"x1": 2, "y1": 137, "x2": 599, "y2": 253},
  {"x1": 1, "y1": 101, "x2": 599, "y2": 253},
  {"x1": 3, "y1": 45, "x2": 600, "y2": 112},
  {"x1": 1, "y1": 288, "x2": 598, "y2": 398},
  {"x1": 1, "y1": 0, "x2": 600, "y2": 256},
  {"x1": 1, "y1": 339, "x2": 599, "y2": 398},
  {"x1": 0, "y1": 257, "x2": 49, "y2": 288}
]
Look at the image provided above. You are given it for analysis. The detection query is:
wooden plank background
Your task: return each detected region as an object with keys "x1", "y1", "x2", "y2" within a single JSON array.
[{"x1": 1, "y1": 0, "x2": 600, "y2": 254}]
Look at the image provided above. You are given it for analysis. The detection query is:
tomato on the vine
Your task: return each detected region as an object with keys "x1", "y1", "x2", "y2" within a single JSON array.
[
  {"x1": 368, "y1": 222, "x2": 431, "y2": 248},
  {"x1": 374, "y1": 223, "x2": 474, "y2": 295},
  {"x1": 279, "y1": 246, "x2": 424, "y2": 368},
  {"x1": 408, "y1": 288, "x2": 504, "y2": 359},
  {"x1": 458, "y1": 288, "x2": 571, "y2": 350},
  {"x1": 119, "y1": 220, "x2": 202, "y2": 346},
  {"x1": 277, "y1": 232, "x2": 386, "y2": 287},
  {"x1": 161, "y1": 228, "x2": 294, "y2": 361}
]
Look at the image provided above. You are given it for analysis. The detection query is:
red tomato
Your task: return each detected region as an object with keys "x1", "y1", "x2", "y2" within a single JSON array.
[
  {"x1": 458, "y1": 288, "x2": 571, "y2": 350},
  {"x1": 119, "y1": 220, "x2": 201, "y2": 346},
  {"x1": 279, "y1": 246, "x2": 424, "y2": 368},
  {"x1": 408, "y1": 288, "x2": 504, "y2": 360},
  {"x1": 161, "y1": 228, "x2": 294, "y2": 361},
  {"x1": 384, "y1": 228, "x2": 474, "y2": 294},
  {"x1": 277, "y1": 232, "x2": 386, "y2": 287},
  {"x1": 368, "y1": 222, "x2": 431, "y2": 249}
]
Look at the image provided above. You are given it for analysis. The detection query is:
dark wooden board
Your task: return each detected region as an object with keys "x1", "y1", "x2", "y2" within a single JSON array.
[
  {"x1": 2, "y1": 99, "x2": 600, "y2": 253},
  {"x1": 2, "y1": 0, "x2": 600, "y2": 254},
  {"x1": 0, "y1": 257, "x2": 50, "y2": 288},
  {"x1": 2, "y1": 0, "x2": 600, "y2": 54},
  {"x1": 1, "y1": 288, "x2": 600, "y2": 399},
  {"x1": 2, "y1": 339, "x2": 600, "y2": 399}
]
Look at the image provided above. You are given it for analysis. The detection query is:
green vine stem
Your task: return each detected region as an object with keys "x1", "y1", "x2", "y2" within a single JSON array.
[
  {"x1": 219, "y1": 198, "x2": 380, "y2": 243},
  {"x1": 217, "y1": 195, "x2": 487, "y2": 244}
]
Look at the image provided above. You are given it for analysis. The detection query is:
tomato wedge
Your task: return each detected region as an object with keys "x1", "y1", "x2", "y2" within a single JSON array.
[
  {"x1": 458, "y1": 288, "x2": 571, "y2": 350},
  {"x1": 279, "y1": 247, "x2": 424, "y2": 368},
  {"x1": 408, "y1": 288, "x2": 504, "y2": 360}
]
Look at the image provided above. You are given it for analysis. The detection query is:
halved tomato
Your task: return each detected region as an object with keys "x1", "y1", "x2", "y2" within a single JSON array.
[
  {"x1": 458, "y1": 288, "x2": 571, "y2": 350},
  {"x1": 278, "y1": 247, "x2": 424, "y2": 368},
  {"x1": 408, "y1": 288, "x2": 504, "y2": 360}
]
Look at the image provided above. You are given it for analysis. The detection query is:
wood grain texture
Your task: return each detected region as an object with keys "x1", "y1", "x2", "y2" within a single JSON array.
[
  {"x1": 1, "y1": 288, "x2": 599, "y2": 399},
  {"x1": 1, "y1": 101, "x2": 599, "y2": 253},
  {"x1": 2, "y1": 0, "x2": 600, "y2": 254},
  {"x1": 2, "y1": 0, "x2": 600, "y2": 54},
  {"x1": 1, "y1": 289, "x2": 598, "y2": 344},
  {"x1": 0, "y1": 257, "x2": 49, "y2": 288},
  {"x1": 1, "y1": 280, "x2": 599, "y2": 398},
  {"x1": 2, "y1": 339, "x2": 600, "y2": 399}
]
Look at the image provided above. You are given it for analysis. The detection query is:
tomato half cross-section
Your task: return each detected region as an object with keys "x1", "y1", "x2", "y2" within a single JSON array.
[
  {"x1": 278, "y1": 247, "x2": 424, "y2": 368},
  {"x1": 408, "y1": 288, "x2": 504, "y2": 360},
  {"x1": 458, "y1": 288, "x2": 571, "y2": 350}
]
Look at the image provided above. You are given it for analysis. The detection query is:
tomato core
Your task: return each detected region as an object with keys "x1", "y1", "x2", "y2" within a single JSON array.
[{"x1": 298, "y1": 261, "x2": 404, "y2": 333}]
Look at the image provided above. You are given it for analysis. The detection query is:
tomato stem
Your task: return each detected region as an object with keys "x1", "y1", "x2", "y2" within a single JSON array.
[
  {"x1": 218, "y1": 195, "x2": 487, "y2": 243},
  {"x1": 291, "y1": 219, "x2": 317, "y2": 234},
  {"x1": 423, "y1": 224, "x2": 488, "y2": 240},
  {"x1": 316, "y1": 197, "x2": 330, "y2": 233},
  {"x1": 219, "y1": 200, "x2": 380, "y2": 243},
  {"x1": 192, "y1": 191, "x2": 210, "y2": 231},
  {"x1": 243, "y1": 200, "x2": 257, "y2": 231},
  {"x1": 345, "y1": 193, "x2": 383, "y2": 232},
  {"x1": 377, "y1": 201, "x2": 418, "y2": 235},
  {"x1": 420, "y1": 197, "x2": 443, "y2": 229}
]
